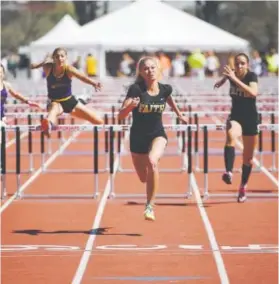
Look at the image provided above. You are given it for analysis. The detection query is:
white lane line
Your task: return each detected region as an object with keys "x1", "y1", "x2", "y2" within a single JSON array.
[
  {"x1": 177, "y1": 130, "x2": 230, "y2": 284},
  {"x1": 191, "y1": 174, "x2": 230, "y2": 284},
  {"x1": 6, "y1": 132, "x2": 28, "y2": 148},
  {"x1": 211, "y1": 115, "x2": 278, "y2": 187},
  {"x1": 71, "y1": 132, "x2": 128, "y2": 284},
  {"x1": 0, "y1": 131, "x2": 82, "y2": 214}
]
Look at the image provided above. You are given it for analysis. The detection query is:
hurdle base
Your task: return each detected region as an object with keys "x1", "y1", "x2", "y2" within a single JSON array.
[
  {"x1": 117, "y1": 167, "x2": 185, "y2": 173},
  {"x1": 17, "y1": 193, "x2": 99, "y2": 199},
  {"x1": 107, "y1": 193, "x2": 191, "y2": 199},
  {"x1": 42, "y1": 169, "x2": 107, "y2": 174},
  {"x1": 6, "y1": 170, "x2": 33, "y2": 175},
  {"x1": 194, "y1": 168, "x2": 263, "y2": 173},
  {"x1": 201, "y1": 193, "x2": 279, "y2": 200}
]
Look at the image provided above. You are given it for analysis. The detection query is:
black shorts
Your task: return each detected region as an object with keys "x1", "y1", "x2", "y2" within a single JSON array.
[
  {"x1": 48, "y1": 96, "x2": 79, "y2": 114},
  {"x1": 130, "y1": 129, "x2": 168, "y2": 154},
  {"x1": 228, "y1": 114, "x2": 259, "y2": 136}
]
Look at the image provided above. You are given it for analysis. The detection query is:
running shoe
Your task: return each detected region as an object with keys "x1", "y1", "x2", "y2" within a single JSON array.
[
  {"x1": 222, "y1": 171, "x2": 233, "y2": 185},
  {"x1": 144, "y1": 204, "x2": 155, "y2": 221},
  {"x1": 237, "y1": 185, "x2": 247, "y2": 203}
]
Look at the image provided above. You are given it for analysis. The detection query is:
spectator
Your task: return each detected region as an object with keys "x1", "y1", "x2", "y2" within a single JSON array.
[
  {"x1": 7, "y1": 52, "x2": 20, "y2": 78},
  {"x1": 171, "y1": 53, "x2": 185, "y2": 77},
  {"x1": 86, "y1": 53, "x2": 97, "y2": 77},
  {"x1": 73, "y1": 55, "x2": 82, "y2": 70},
  {"x1": 158, "y1": 51, "x2": 171, "y2": 77},
  {"x1": 118, "y1": 53, "x2": 135, "y2": 77},
  {"x1": 187, "y1": 49, "x2": 206, "y2": 79},
  {"x1": 250, "y1": 50, "x2": 263, "y2": 77},
  {"x1": 265, "y1": 48, "x2": 279, "y2": 76},
  {"x1": 205, "y1": 50, "x2": 220, "y2": 77}
]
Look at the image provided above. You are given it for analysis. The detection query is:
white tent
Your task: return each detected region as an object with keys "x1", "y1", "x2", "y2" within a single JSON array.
[
  {"x1": 29, "y1": 14, "x2": 83, "y2": 80},
  {"x1": 76, "y1": 0, "x2": 249, "y2": 51},
  {"x1": 74, "y1": 0, "x2": 249, "y2": 77},
  {"x1": 30, "y1": 14, "x2": 80, "y2": 47}
]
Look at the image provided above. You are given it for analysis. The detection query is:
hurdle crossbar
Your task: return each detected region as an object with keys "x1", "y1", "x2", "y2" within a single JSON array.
[{"x1": 1, "y1": 123, "x2": 278, "y2": 200}]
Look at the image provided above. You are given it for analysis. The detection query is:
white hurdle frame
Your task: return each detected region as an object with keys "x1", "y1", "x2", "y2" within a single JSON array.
[{"x1": 1, "y1": 123, "x2": 278, "y2": 200}]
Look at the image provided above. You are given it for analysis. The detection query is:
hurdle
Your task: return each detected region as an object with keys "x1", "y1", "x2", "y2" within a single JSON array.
[
  {"x1": 198, "y1": 125, "x2": 279, "y2": 200},
  {"x1": 1, "y1": 123, "x2": 278, "y2": 200},
  {"x1": 1, "y1": 124, "x2": 193, "y2": 199},
  {"x1": 4, "y1": 101, "x2": 278, "y2": 113},
  {"x1": 3, "y1": 108, "x2": 278, "y2": 172},
  {"x1": 187, "y1": 113, "x2": 278, "y2": 173},
  {"x1": 1, "y1": 125, "x2": 104, "y2": 199},
  {"x1": 4, "y1": 109, "x2": 278, "y2": 120}
]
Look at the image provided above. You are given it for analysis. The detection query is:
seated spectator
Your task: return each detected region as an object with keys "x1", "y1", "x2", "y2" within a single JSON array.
[
  {"x1": 117, "y1": 53, "x2": 135, "y2": 77},
  {"x1": 205, "y1": 50, "x2": 220, "y2": 77},
  {"x1": 250, "y1": 50, "x2": 263, "y2": 77},
  {"x1": 171, "y1": 53, "x2": 186, "y2": 77}
]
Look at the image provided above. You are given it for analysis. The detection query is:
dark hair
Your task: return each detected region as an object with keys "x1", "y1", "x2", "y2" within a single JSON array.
[
  {"x1": 235, "y1": 53, "x2": 249, "y2": 63},
  {"x1": 52, "y1": 47, "x2": 67, "y2": 58}
]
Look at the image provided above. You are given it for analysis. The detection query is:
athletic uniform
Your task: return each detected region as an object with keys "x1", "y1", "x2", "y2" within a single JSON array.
[
  {"x1": 126, "y1": 82, "x2": 172, "y2": 154},
  {"x1": 228, "y1": 71, "x2": 259, "y2": 136},
  {"x1": 0, "y1": 86, "x2": 8, "y2": 119},
  {"x1": 47, "y1": 65, "x2": 78, "y2": 113}
]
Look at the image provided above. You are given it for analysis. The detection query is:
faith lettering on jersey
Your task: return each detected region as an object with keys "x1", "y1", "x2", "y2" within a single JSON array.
[
  {"x1": 230, "y1": 86, "x2": 249, "y2": 98},
  {"x1": 138, "y1": 103, "x2": 165, "y2": 113}
]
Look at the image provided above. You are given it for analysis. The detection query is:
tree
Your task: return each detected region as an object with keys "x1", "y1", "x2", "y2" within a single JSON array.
[
  {"x1": 73, "y1": 1, "x2": 99, "y2": 25},
  {"x1": 1, "y1": 2, "x2": 76, "y2": 53},
  {"x1": 217, "y1": 1, "x2": 278, "y2": 50},
  {"x1": 103, "y1": 1, "x2": 109, "y2": 15},
  {"x1": 195, "y1": 1, "x2": 278, "y2": 51},
  {"x1": 195, "y1": 1, "x2": 222, "y2": 26}
]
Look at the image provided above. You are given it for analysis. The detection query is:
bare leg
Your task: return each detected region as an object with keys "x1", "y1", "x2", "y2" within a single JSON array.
[
  {"x1": 41, "y1": 102, "x2": 63, "y2": 137},
  {"x1": 131, "y1": 153, "x2": 148, "y2": 183},
  {"x1": 47, "y1": 102, "x2": 63, "y2": 125},
  {"x1": 146, "y1": 137, "x2": 167, "y2": 205},
  {"x1": 71, "y1": 102, "x2": 104, "y2": 124}
]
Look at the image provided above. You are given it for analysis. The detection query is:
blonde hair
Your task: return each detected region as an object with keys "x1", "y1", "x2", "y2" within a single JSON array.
[{"x1": 135, "y1": 56, "x2": 162, "y2": 83}]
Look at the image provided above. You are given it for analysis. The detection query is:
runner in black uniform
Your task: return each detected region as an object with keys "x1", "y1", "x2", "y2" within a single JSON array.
[
  {"x1": 30, "y1": 47, "x2": 104, "y2": 137},
  {"x1": 214, "y1": 53, "x2": 259, "y2": 203},
  {"x1": 118, "y1": 56, "x2": 187, "y2": 221}
]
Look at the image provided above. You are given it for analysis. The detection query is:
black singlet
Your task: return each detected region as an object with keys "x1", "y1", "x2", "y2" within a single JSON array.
[
  {"x1": 126, "y1": 82, "x2": 172, "y2": 136},
  {"x1": 229, "y1": 71, "x2": 258, "y2": 117}
]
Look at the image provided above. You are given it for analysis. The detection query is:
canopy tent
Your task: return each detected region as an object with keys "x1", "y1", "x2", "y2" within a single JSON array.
[
  {"x1": 76, "y1": 0, "x2": 249, "y2": 51},
  {"x1": 29, "y1": 14, "x2": 85, "y2": 80},
  {"x1": 29, "y1": 1, "x2": 250, "y2": 78},
  {"x1": 30, "y1": 14, "x2": 80, "y2": 47},
  {"x1": 74, "y1": 0, "x2": 249, "y2": 77}
]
